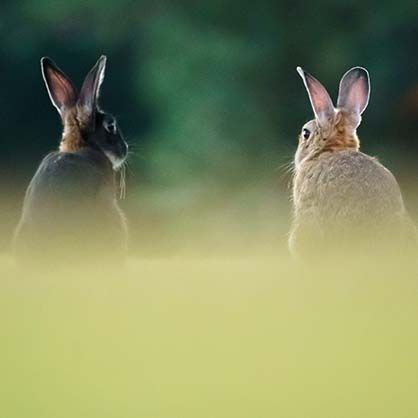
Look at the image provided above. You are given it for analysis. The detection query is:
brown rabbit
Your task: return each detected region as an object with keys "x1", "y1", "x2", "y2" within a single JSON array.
[
  {"x1": 289, "y1": 66, "x2": 415, "y2": 257},
  {"x1": 14, "y1": 56, "x2": 129, "y2": 265}
]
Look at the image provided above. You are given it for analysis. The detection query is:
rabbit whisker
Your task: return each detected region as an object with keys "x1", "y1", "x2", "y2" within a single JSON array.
[{"x1": 118, "y1": 163, "x2": 127, "y2": 200}]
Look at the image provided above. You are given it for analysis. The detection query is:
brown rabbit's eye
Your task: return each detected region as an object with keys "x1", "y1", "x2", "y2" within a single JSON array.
[{"x1": 302, "y1": 128, "x2": 311, "y2": 140}]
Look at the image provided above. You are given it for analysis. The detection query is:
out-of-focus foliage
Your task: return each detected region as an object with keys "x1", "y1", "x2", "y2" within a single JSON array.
[
  {"x1": 3, "y1": 0, "x2": 418, "y2": 178},
  {"x1": 1, "y1": 0, "x2": 418, "y2": 248}
]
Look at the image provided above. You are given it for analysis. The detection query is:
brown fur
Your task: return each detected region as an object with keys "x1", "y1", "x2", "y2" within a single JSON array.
[
  {"x1": 59, "y1": 108, "x2": 93, "y2": 152},
  {"x1": 290, "y1": 66, "x2": 416, "y2": 258},
  {"x1": 322, "y1": 110, "x2": 360, "y2": 152}
]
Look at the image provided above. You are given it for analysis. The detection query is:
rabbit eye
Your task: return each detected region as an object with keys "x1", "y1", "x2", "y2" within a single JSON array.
[
  {"x1": 104, "y1": 118, "x2": 117, "y2": 135},
  {"x1": 302, "y1": 128, "x2": 311, "y2": 140}
]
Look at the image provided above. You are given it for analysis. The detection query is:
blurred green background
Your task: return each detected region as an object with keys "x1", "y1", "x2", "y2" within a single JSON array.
[
  {"x1": 2, "y1": 3, "x2": 418, "y2": 418},
  {"x1": 2, "y1": 0, "x2": 418, "y2": 252}
]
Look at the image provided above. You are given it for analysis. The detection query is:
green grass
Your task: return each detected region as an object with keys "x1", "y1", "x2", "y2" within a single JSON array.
[{"x1": 1, "y1": 254, "x2": 417, "y2": 418}]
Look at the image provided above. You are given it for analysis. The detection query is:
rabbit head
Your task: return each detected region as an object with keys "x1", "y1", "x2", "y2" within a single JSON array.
[
  {"x1": 41, "y1": 55, "x2": 128, "y2": 170},
  {"x1": 295, "y1": 66, "x2": 370, "y2": 169}
]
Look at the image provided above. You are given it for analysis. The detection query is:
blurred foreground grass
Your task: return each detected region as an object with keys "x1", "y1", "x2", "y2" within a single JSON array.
[
  {"x1": 1, "y1": 251, "x2": 418, "y2": 418},
  {"x1": 2, "y1": 173, "x2": 418, "y2": 418}
]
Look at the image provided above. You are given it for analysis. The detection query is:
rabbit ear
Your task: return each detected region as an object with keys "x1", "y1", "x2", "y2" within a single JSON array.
[
  {"x1": 337, "y1": 67, "x2": 370, "y2": 116},
  {"x1": 41, "y1": 57, "x2": 78, "y2": 116},
  {"x1": 77, "y1": 55, "x2": 107, "y2": 127},
  {"x1": 297, "y1": 67, "x2": 335, "y2": 128}
]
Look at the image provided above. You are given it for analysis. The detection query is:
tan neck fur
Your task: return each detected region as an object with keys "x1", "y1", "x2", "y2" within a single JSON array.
[
  {"x1": 59, "y1": 109, "x2": 87, "y2": 152},
  {"x1": 323, "y1": 111, "x2": 360, "y2": 153}
]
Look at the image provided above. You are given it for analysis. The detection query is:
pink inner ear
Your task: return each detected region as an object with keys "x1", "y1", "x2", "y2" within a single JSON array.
[
  {"x1": 46, "y1": 70, "x2": 77, "y2": 110},
  {"x1": 337, "y1": 69, "x2": 370, "y2": 115},
  {"x1": 303, "y1": 75, "x2": 335, "y2": 124},
  {"x1": 310, "y1": 83, "x2": 333, "y2": 115},
  {"x1": 53, "y1": 77, "x2": 73, "y2": 106},
  {"x1": 343, "y1": 82, "x2": 367, "y2": 114}
]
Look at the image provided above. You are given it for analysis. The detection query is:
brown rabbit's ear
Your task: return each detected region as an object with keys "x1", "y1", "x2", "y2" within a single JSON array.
[
  {"x1": 297, "y1": 67, "x2": 335, "y2": 129},
  {"x1": 337, "y1": 67, "x2": 370, "y2": 117},
  {"x1": 77, "y1": 55, "x2": 107, "y2": 129},
  {"x1": 41, "y1": 57, "x2": 78, "y2": 117}
]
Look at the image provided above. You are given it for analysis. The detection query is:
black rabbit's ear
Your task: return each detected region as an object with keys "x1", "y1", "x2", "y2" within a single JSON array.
[
  {"x1": 41, "y1": 57, "x2": 78, "y2": 116},
  {"x1": 77, "y1": 55, "x2": 107, "y2": 127},
  {"x1": 337, "y1": 67, "x2": 370, "y2": 116},
  {"x1": 297, "y1": 67, "x2": 335, "y2": 129}
]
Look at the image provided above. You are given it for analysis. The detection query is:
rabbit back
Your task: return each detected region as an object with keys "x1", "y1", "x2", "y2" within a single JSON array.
[
  {"x1": 293, "y1": 151, "x2": 405, "y2": 222},
  {"x1": 14, "y1": 149, "x2": 127, "y2": 261},
  {"x1": 290, "y1": 150, "x2": 413, "y2": 255}
]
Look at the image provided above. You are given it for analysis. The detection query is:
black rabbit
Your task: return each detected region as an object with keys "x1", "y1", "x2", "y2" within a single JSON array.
[{"x1": 14, "y1": 56, "x2": 129, "y2": 264}]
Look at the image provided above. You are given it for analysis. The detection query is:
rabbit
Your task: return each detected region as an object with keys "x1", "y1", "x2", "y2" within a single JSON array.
[
  {"x1": 289, "y1": 66, "x2": 416, "y2": 258},
  {"x1": 13, "y1": 55, "x2": 129, "y2": 265}
]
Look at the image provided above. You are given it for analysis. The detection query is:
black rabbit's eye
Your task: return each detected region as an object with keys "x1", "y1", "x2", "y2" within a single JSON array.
[
  {"x1": 302, "y1": 128, "x2": 311, "y2": 140},
  {"x1": 104, "y1": 118, "x2": 117, "y2": 135}
]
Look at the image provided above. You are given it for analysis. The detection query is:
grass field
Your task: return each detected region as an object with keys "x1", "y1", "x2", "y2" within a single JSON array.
[{"x1": 1, "y1": 250, "x2": 417, "y2": 418}]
